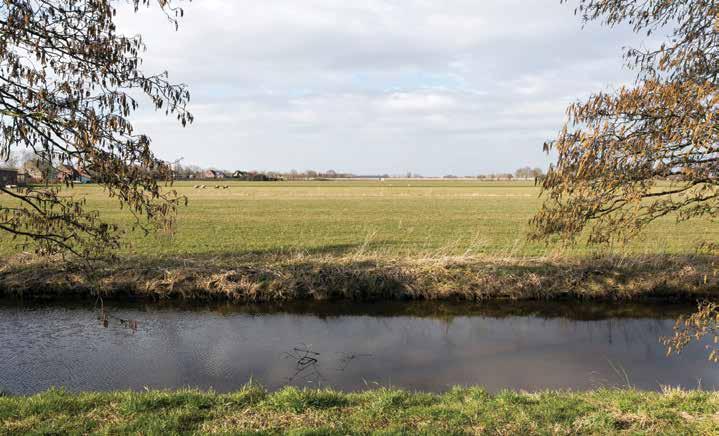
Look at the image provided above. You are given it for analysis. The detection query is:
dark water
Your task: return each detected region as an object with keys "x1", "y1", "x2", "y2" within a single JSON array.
[{"x1": 0, "y1": 300, "x2": 715, "y2": 394}]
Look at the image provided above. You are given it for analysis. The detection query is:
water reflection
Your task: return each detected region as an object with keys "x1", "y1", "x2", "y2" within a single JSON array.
[{"x1": 0, "y1": 300, "x2": 715, "y2": 394}]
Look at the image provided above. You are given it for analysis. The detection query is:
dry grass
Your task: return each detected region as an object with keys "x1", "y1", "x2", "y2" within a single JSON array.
[{"x1": 2, "y1": 251, "x2": 718, "y2": 302}]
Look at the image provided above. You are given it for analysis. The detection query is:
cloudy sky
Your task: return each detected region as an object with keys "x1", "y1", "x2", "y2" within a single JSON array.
[{"x1": 116, "y1": 0, "x2": 644, "y2": 176}]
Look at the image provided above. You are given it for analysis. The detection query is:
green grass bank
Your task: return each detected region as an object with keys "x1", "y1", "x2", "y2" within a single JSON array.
[{"x1": 2, "y1": 386, "x2": 717, "y2": 434}]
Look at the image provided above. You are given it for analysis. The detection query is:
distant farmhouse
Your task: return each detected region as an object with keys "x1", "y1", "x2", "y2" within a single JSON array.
[
  {"x1": 203, "y1": 169, "x2": 225, "y2": 179},
  {"x1": 57, "y1": 165, "x2": 92, "y2": 184},
  {"x1": 0, "y1": 168, "x2": 18, "y2": 187},
  {"x1": 232, "y1": 170, "x2": 279, "y2": 181},
  {"x1": 20, "y1": 167, "x2": 43, "y2": 183},
  {"x1": 2, "y1": 164, "x2": 96, "y2": 187},
  {"x1": 0, "y1": 167, "x2": 47, "y2": 187}
]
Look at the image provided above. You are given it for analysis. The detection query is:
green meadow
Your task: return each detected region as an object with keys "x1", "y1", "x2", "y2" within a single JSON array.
[{"x1": 1, "y1": 180, "x2": 716, "y2": 259}]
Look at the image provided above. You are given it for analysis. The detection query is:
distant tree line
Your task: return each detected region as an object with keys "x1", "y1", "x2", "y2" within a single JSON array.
[
  {"x1": 171, "y1": 166, "x2": 364, "y2": 181},
  {"x1": 3, "y1": 153, "x2": 548, "y2": 183},
  {"x1": 171, "y1": 165, "x2": 547, "y2": 181},
  {"x1": 169, "y1": 163, "x2": 549, "y2": 181},
  {"x1": 513, "y1": 167, "x2": 544, "y2": 179}
]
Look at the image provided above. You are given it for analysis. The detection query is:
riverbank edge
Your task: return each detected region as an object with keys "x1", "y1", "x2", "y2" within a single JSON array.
[
  {"x1": 2, "y1": 253, "x2": 719, "y2": 302},
  {"x1": 1, "y1": 386, "x2": 717, "y2": 434}
]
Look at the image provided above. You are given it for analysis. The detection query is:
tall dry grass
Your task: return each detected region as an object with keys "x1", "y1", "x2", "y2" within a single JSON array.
[{"x1": 2, "y1": 247, "x2": 717, "y2": 302}]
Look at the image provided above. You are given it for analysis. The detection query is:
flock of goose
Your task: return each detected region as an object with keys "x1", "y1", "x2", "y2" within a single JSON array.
[{"x1": 193, "y1": 185, "x2": 230, "y2": 189}]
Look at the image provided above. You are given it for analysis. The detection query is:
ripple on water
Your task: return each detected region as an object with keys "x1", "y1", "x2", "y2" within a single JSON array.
[{"x1": 0, "y1": 300, "x2": 714, "y2": 394}]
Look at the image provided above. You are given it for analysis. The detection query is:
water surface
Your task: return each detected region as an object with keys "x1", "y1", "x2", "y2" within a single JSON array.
[{"x1": 0, "y1": 300, "x2": 714, "y2": 394}]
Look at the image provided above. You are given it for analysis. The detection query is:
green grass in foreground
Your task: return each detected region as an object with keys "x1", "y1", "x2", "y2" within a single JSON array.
[
  {"x1": 2, "y1": 386, "x2": 717, "y2": 434},
  {"x1": 1, "y1": 180, "x2": 717, "y2": 259}
]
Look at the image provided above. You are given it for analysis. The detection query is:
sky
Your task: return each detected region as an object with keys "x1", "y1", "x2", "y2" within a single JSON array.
[{"x1": 115, "y1": 0, "x2": 645, "y2": 176}]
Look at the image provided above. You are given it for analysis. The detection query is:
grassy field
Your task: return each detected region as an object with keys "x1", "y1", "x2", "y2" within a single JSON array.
[
  {"x1": 2, "y1": 386, "x2": 718, "y2": 434},
  {"x1": 3, "y1": 180, "x2": 719, "y2": 302},
  {"x1": 1, "y1": 180, "x2": 717, "y2": 259}
]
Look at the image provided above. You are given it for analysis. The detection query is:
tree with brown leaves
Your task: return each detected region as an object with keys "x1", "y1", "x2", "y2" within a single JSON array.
[
  {"x1": 532, "y1": 1, "x2": 719, "y2": 244},
  {"x1": 0, "y1": 0, "x2": 192, "y2": 258},
  {"x1": 532, "y1": 1, "x2": 719, "y2": 360}
]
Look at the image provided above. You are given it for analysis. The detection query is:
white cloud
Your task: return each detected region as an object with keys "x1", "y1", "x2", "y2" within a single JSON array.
[
  {"x1": 116, "y1": 0, "x2": 644, "y2": 175},
  {"x1": 380, "y1": 92, "x2": 458, "y2": 112}
]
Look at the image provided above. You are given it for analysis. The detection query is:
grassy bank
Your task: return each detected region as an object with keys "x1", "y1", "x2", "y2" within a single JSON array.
[
  {"x1": 2, "y1": 252, "x2": 718, "y2": 302},
  {"x1": 2, "y1": 386, "x2": 718, "y2": 434},
  {"x1": 2, "y1": 181, "x2": 719, "y2": 302}
]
